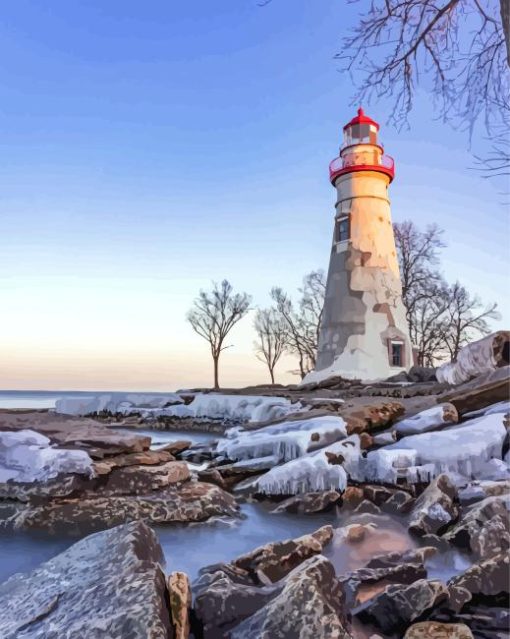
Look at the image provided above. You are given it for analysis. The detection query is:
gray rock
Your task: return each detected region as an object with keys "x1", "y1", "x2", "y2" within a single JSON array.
[
  {"x1": 355, "y1": 579, "x2": 449, "y2": 634},
  {"x1": 271, "y1": 490, "x2": 342, "y2": 514},
  {"x1": 230, "y1": 555, "x2": 352, "y2": 639},
  {"x1": 408, "y1": 474, "x2": 459, "y2": 536},
  {"x1": 0, "y1": 521, "x2": 171, "y2": 639},
  {"x1": 404, "y1": 621, "x2": 473, "y2": 638},
  {"x1": 443, "y1": 495, "x2": 510, "y2": 559},
  {"x1": 381, "y1": 490, "x2": 415, "y2": 514},
  {"x1": 447, "y1": 552, "x2": 509, "y2": 611},
  {"x1": 354, "y1": 499, "x2": 381, "y2": 515}
]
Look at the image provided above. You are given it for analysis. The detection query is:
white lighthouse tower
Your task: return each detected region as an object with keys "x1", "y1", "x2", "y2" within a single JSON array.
[{"x1": 305, "y1": 108, "x2": 412, "y2": 383}]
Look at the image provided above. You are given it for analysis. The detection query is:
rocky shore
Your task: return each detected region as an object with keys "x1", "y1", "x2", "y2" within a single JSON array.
[{"x1": 0, "y1": 335, "x2": 508, "y2": 637}]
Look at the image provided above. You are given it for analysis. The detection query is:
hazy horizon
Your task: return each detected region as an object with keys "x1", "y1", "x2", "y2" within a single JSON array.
[{"x1": 1, "y1": 0, "x2": 508, "y2": 391}]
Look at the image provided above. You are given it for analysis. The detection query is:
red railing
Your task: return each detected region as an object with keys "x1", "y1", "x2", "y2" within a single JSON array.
[{"x1": 329, "y1": 152, "x2": 395, "y2": 183}]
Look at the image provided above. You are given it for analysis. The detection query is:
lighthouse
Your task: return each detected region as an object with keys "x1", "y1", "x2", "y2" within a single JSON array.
[{"x1": 305, "y1": 108, "x2": 412, "y2": 383}]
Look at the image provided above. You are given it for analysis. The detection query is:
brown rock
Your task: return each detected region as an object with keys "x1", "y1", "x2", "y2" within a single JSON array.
[
  {"x1": 342, "y1": 486, "x2": 364, "y2": 508},
  {"x1": 345, "y1": 524, "x2": 369, "y2": 543},
  {"x1": 408, "y1": 474, "x2": 459, "y2": 536},
  {"x1": 92, "y1": 449, "x2": 175, "y2": 474},
  {"x1": 404, "y1": 622, "x2": 474, "y2": 638},
  {"x1": 158, "y1": 440, "x2": 192, "y2": 456},
  {"x1": 96, "y1": 461, "x2": 191, "y2": 496},
  {"x1": 168, "y1": 571, "x2": 191, "y2": 639},
  {"x1": 448, "y1": 552, "x2": 509, "y2": 610},
  {"x1": 340, "y1": 402, "x2": 405, "y2": 435},
  {"x1": 271, "y1": 491, "x2": 342, "y2": 514},
  {"x1": 197, "y1": 468, "x2": 227, "y2": 490},
  {"x1": 438, "y1": 366, "x2": 510, "y2": 414},
  {"x1": 359, "y1": 432, "x2": 374, "y2": 449},
  {"x1": 232, "y1": 525, "x2": 334, "y2": 585},
  {"x1": 10, "y1": 481, "x2": 239, "y2": 533}
]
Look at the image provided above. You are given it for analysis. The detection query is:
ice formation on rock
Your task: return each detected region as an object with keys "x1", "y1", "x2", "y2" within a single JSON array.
[
  {"x1": 395, "y1": 404, "x2": 457, "y2": 437},
  {"x1": 366, "y1": 413, "x2": 507, "y2": 484},
  {"x1": 186, "y1": 394, "x2": 297, "y2": 423},
  {"x1": 217, "y1": 416, "x2": 348, "y2": 463},
  {"x1": 55, "y1": 393, "x2": 184, "y2": 416},
  {"x1": 0, "y1": 429, "x2": 94, "y2": 483},
  {"x1": 256, "y1": 435, "x2": 361, "y2": 495},
  {"x1": 463, "y1": 400, "x2": 510, "y2": 420},
  {"x1": 436, "y1": 331, "x2": 510, "y2": 385}
]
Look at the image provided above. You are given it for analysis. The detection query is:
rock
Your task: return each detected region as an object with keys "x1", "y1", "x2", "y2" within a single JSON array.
[
  {"x1": 404, "y1": 621, "x2": 473, "y2": 638},
  {"x1": 458, "y1": 479, "x2": 510, "y2": 506},
  {"x1": 443, "y1": 495, "x2": 510, "y2": 559},
  {"x1": 0, "y1": 411, "x2": 152, "y2": 457},
  {"x1": 342, "y1": 486, "x2": 365, "y2": 508},
  {"x1": 10, "y1": 481, "x2": 239, "y2": 532},
  {"x1": 438, "y1": 365, "x2": 510, "y2": 415},
  {"x1": 232, "y1": 525, "x2": 334, "y2": 585},
  {"x1": 449, "y1": 605, "x2": 510, "y2": 639},
  {"x1": 395, "y1": 403, "x2": 458, "y2": 437},
  {"x1": 340, "y1": 402, "x2": 405, "y2": 435},
  {"x1": 197, "y1": 468, "x2": 227, "y2": 490},
  {"x1": 345, "y1": 523, "x2": 370, "y2": 543},
  {"x1": 372, "y1": 430, "x2": 396, "y2": 447},
  {"x1": 359, "y1": 432, "x2": 374, "y2": 449},
  {"x1": 271, "y1": 490, "x2": 342, "y2": 514},
  {"x1": 447, "y1": 552, "x2": 509, "y2": 610},
  {"x1": 436, "y1": 331, "x2": 510, "y2": 386},
  {"x1": 354, "y1": 500, "x2": 381, "y2": 515},
  {"x1": 194, "y1": 569, "x2": 281, "y2": 637},
  {"x1": 362, "y1": 484, "x2": 395, "y2": 505},
  {"x1": 408, "y1": 366, "x2": 437, "y2": 383},
  {"x1": 356, "y1": 579, "x2": 449, "y2": 635},
  {"x1": 230, "y1": 555, "x2": 352, "y2": 639},
  {"x1": 168, "y1": 571, "x2": 191, "y2": 639},
  {"x1": 0, "y1": 521, "x2": 171, "y2": 638},
  {"x1": 92, "y1": 448, "x2": 175, "y2": 474},
  {"x1": 97, "y1": 461, "x2": 191, "y2": 496},
  {"x1": 159, "y1": 440, "x2": 192, "y2": 456},
  {"x1": 408, "y1": 474, "x2": 459, "y2": 536},
  {"x1": 381, "y1": 490, "x2": 415, "y2": 514}
]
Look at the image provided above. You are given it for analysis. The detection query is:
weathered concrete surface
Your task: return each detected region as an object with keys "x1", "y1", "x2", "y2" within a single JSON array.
[{"x1": 0, "y1": 521, "x2": 172, "y2": 639}]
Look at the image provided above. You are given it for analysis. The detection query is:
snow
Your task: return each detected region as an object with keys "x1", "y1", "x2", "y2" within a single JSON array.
[
  {"x1": 394, "y1": 404, "x2": 455, "y2": 437},
  {"x1": 436, "y1": 332, "x2": 506, "y2": 385},
  {"x1": 55, "y1": 392, "x2": 300, "y2": 425},
  {"x1": 463, "y1": 401, "x2": 510, "y2": 420},
  {"x1": 216, "y1": 415, "x2": 348, "y2": 463},
  {"x1": 55, "y1": 393, "x2": 184, "y2": 416},
  {"x1": 366, "y1": 413, "x2": 507, "y2": 484},
  {"x1": 255, "y1": 435, "x2": 361, "y2": 495},
  {"x1": 0, "y1": 430, "x2": 94, "y2": 484}
]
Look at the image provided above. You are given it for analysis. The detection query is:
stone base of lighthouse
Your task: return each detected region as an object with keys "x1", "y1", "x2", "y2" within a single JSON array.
[{"x1": 304, "y1": 245, "x2": 412, "y2": 384}]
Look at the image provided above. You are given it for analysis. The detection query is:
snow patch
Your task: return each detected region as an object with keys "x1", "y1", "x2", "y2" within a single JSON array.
[
  {"x1": 0, "y1": 429, "x2": 94, "y2": 484},
  {"x1": 216, "y1": 416, "x2": 348, "y2": 463},
  {"x1": 395, "y1": 404, "x2": 454, "y2": 437}
]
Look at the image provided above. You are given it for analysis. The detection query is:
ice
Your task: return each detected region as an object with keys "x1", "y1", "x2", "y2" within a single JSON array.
[
  {"x1": 463, "y1": 400, "x2": 510, "y2": 420},
  {"x1": 436, "y1": 332, "x2": 505, "y2": 385},
  {"x1": 216, "y1": 416, "x2": 348, "y2": 463},
  {"x1": 0, "y1": 429, "x2": 94, "y2": 483},
  {"x1": 366, "y1": 413, "x2": 507, "y2": 484},
  {"x1": 186, "y1": 394, "x2": 297, "y2": 423},
  {"x1": 256, "y1": 435, "x2": 360, "y2": 495},
  {"x1": 55, "y1": 393, "x2": 184, "y2": 416},
  {"x1": 394, "y1": 404, "x2": 454, "y2": 437}
]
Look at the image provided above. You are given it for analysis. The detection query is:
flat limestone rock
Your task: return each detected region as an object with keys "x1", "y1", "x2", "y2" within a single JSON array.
[
  {"x1": 10, "y1": 481, "x2": 239, "y2": 533},
  {"x1": 339, "y1": 401, "x2": 405, "y2": 435},
  {"x1": 0, "y1": 520, "x2": 171, "y2": 639}
]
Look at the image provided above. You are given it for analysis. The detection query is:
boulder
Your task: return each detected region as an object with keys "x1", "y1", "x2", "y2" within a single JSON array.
[
  {"x1": 9, "y1": 481, "x2": 239, "y2": 533},
  {"x1": 356, "y1": 579, "x2": 449, "y2": 635},
  {"x1": 342, "y1": 486, "x2": 365, "y2": 508},
  {"x1": 229, "y1": 555, "x2": 352, "y2": 639},
  {"x1": 168, "y1": 571, "x2": 191, "y2": 639},
  {"x1": 92, "y1": 449, "x2": 175, "y2": 474},
  {"x1": 353, "y1": 500, "x2": 381, "y2": 515},
  {"x1": 404, "y1": 621, "x2": 473, "y2": 638},
  {"x1": 448, "y1": 552, "x2": 509, "y2": 610},
  {"x1": 408, "y1": 474, "x2": 459, "y2": 536},
  {"x1": 96, "y1": 461, "x2": 191, "y2": 496},
  {"x1": 232, "y1": 525, "x2": 334, "y2": 585},
  {"x1": 458, "y1": 479, "x2": 510, "y2": 506},
  {"x1": 443, "y1": 495, "x2": 510, "y2": 559},
  {"x1": 381, "y1": 490, "x2": 415, "y2": 514},
  {"x1": 438, "y1": 366, "x2": 510, "y2": 415},
  {"x1": 340, "y1": 402, "x2": 405, "y2": 435},
  {"x1": 0, "y1": 521, "x2": 171, "y2": 638},
  {"x1": 408, "y1": 367, "x2": 437, "y2": 383},
  {"x1": 159, "y1": 440, "x2": 192, "y2": 456},
  {"x1": 271, "y1": 490, "x2": 342, "y2": 514}
]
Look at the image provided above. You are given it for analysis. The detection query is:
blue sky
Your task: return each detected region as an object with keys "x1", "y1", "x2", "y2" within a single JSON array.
[{"x1": 0, "y1": 0, "x2": 508, "y2": 390}]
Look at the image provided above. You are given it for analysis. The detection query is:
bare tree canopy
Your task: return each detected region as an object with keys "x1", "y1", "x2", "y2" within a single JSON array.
[
  {"x1": 394, "y1": 220, "x2": 500, "y2": 365},
  {"x1": 253, "y1": 308, "x2": 288, "y2": 384},
  {"x1": 271, "y1": 269, "x2": 326, "y2": 378},
  {"x1": 187, "y1": 280, "x2": 251, "y2": 389},
  {"x1": 339, "y1": 0, "x2": 510, "y2": 174}
]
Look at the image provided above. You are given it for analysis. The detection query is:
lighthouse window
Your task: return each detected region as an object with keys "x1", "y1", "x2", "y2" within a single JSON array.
[
  {"x1": 337, "y1": 216, "x2": 350, "y2": 242},
  {"x1": 390, "y1": 341, "x2": 404, "y2": 367}
]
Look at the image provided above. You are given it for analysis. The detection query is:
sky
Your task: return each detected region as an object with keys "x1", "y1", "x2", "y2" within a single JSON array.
[{"x1": 0, "y1": 0, "x2": 508, "y2": 391}]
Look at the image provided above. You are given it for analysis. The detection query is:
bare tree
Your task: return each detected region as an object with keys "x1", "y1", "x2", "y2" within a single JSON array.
[
  {"x1": 271, "y1": 270, "x2": 326, "y2": 378},
  {"x1": 187, "y1": 280, "x2": 251, "y2": 389},
  {"x1": 394, "y1": 220, "x2": 499, "y2": 365},
  {"x1": 339, "y1": 0, "x2": 510, "y2": 173},
  {"x1": 443, "y1": 281, "x2": 500, "y2": 359},
  {"x1": 253, "y1": 308, "x2": 288, "y2": 384}
]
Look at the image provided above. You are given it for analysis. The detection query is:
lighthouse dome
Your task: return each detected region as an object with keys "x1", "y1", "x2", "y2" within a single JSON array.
[{"x1": 342, "y1": 107, "x2": 379, "y2": 147}]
